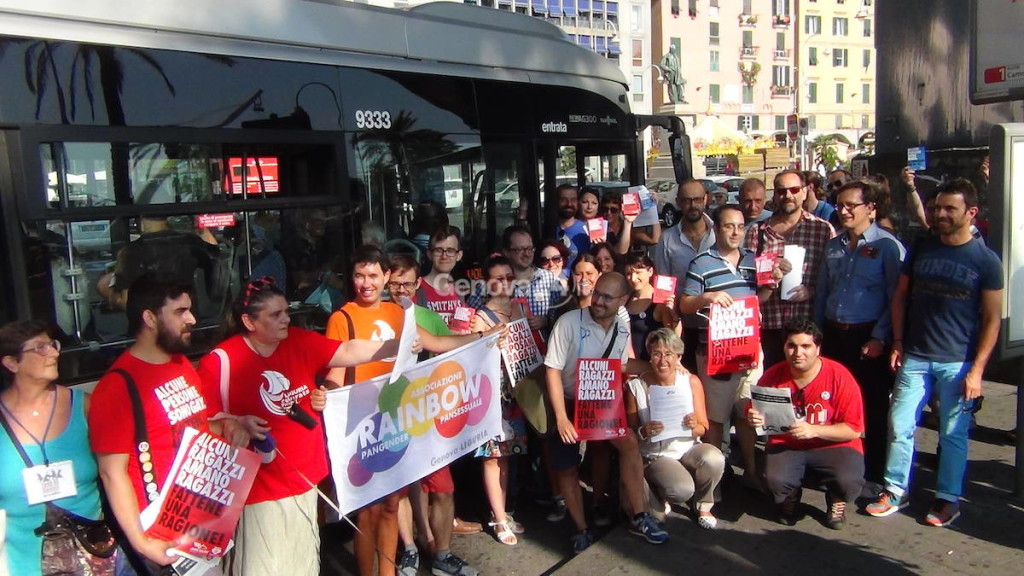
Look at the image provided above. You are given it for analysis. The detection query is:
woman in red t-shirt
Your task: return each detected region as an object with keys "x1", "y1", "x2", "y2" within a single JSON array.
[{"x1": 198, "y1": 278, "x2": 403, "y2": 576}]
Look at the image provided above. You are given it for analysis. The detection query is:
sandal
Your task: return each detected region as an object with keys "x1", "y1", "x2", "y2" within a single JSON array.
[
  {"x1": 488, "y1": 520, "x2": 518, "y2": 546},
  {"x1": 505, "y1": 513, "x2": 526, "y2": 535}
]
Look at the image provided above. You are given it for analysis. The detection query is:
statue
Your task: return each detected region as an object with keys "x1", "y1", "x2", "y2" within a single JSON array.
[{"x1": 660, "y1": 45, "x2": 687, "y2": 104}]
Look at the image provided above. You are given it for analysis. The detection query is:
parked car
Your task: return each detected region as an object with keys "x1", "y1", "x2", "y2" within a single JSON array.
[{"x1": 709, "y1": 175, "x2": 744, "y2": 192}]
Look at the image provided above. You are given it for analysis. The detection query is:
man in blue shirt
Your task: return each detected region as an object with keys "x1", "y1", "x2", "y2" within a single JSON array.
[
  {"x1": 866, "y1": 179, "x2": 1003, "y2": 527},
  {"x1": 555, "y1": 184, "x2": 589, "y2": 273},
  {"x1": 814, "y1": 180, "x2": 905, "y2": 489}
]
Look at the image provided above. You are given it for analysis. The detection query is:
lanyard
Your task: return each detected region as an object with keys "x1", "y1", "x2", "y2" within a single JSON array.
[{"x1": 0, "y1": 389, "x2": 57, "y2": 466}]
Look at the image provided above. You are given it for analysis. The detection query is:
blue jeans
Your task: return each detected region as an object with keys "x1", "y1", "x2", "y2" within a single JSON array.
[{"x1": 884, "y1": 355, "x2": 974, "y2": 503}]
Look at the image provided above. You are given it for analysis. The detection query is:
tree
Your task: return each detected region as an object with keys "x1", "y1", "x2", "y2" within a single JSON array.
[{"x1": 811, "y1": 133, "x2": 847, "y2": 172}]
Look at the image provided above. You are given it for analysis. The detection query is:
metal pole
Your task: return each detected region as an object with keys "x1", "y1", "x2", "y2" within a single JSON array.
[{"x1": 1015, "y1": 357, "x2": 1024, "y2": 500}]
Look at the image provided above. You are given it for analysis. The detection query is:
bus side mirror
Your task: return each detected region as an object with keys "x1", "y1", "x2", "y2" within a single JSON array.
[{"x1": 669, "y1": 134, "x2": 693, "y2": 184}]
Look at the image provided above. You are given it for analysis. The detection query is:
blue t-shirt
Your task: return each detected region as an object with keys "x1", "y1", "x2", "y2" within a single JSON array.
[
  {"x1": 903, "y1": 236, "x2": 1003, "y2": 362},
  {"x1": 556, "y1": 219, "x2": 590, "y2": 271}
]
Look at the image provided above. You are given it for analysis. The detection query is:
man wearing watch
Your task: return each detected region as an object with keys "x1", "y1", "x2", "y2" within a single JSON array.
[{"x1": 814, "y1": 180, "x2": 905, "y2": 491}]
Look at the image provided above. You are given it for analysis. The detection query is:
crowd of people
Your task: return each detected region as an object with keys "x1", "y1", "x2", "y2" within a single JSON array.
[{"x1": 0, "y1": 168, "x2": 1003, "y2": 576}]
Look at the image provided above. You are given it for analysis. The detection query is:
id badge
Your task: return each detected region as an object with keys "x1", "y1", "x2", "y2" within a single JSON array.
[{"x1": 22, "y1": 460, "x2": 77, "y2": 505}]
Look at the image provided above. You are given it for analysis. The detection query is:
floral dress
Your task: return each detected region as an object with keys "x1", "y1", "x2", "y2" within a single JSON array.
[{"x1": 473, "y1": 303, "x2": 528, "y2": 458}]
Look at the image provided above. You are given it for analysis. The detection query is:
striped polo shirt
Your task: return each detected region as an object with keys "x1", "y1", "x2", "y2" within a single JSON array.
[{"x1": 682, "y1": 246, "x2": 758, "y2": 298}]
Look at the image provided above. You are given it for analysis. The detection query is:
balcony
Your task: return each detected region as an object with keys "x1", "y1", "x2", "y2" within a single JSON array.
[
  {"x1": 771, "y1": 84, "x2": 794, "y2": 97},
  {"x1": 738, "y1": 13, "x2": 758, "y2": 27},
  {"x1": 772, "y1": 14, "x2": 792, "y2": 28},
  {"x1": 773, "y1": 48, "x2": 791, "y2": 60},
  {"x1": 740, "y1": 45, "x2": 759, "y2": 59}
]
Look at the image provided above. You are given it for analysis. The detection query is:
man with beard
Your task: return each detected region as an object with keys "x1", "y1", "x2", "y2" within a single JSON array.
[
  {"x1": 743, "y1": 170, "x2": 834, "y2": 369},
  {"x1": 655, "y1": 179, "x2": 716, "y2": 371},
  {"x1": 555, "y1": 184, "x2": 590, "y2": 273},
  {"x1": 867, "y1": 179, "x2": 1002, "y2": 528},
  {"x1": 739, "y1": 178, "x2": 773, "y2": 225},
  {"x1": 503, "y1": 225, "x2": 563, "y2": 335},
  {"x1": 90, "y1": 277, "x2": 256, "y2": 574},
  {"x1": 814, "y1": 180, "x2": 905, "y2": 492},
  {"x1": 545, "y1": 273, "x2": 668, "y2": 554}
]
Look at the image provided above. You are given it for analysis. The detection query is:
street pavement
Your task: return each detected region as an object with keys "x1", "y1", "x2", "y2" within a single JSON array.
[{"x1": 322, "y1": 379, "x2": 1022, "y2": 575}]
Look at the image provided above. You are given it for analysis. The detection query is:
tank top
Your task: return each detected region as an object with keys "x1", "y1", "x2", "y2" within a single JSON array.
[
  {"x1": 628, "y1": 301, "x2": 663, "y2": 361},
  {"x1": 627, "y1": 372, "x2": 697, "y2": 461}
]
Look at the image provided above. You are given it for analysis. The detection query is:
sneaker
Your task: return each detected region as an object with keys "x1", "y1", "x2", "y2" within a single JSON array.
[
  {"x1": 431, "y1": 552, "x2": 478, "y2": 576},
  {"x1": 571, "y1": 529, "x2": 594, "y2": 554},
  {"x1": 925, "y1": 500, "x2": 961, "y2": 527},
  {"x1": 825, "y1": 494, "x2": 846, "y2": 530},
  {"x1": 398, "y1": 548, "x2": 419, "y2": 576},
  {"x1": 546, "y1": 496, "x2": 567, "y2": 523},
  {"x1": 865, "y1": 491, "x2": 908, "y2": 518},
  {"x1": 628, "y1": 512, "x2": 669, "y2": 545},
  {"x1": 778, "y1": 488, "x2": 802, "y2": 526},
  {"x1": 696, "y1": 514, "x2": 718, "y2": 530},
  {"x1": 593, "y1": 502, "x2": 613, "y2": 527}
]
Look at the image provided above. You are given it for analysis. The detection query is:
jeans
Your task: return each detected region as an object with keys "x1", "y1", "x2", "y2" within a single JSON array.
[{"x1": 884, "y1": 355, "x2": 973, "y2": 503}]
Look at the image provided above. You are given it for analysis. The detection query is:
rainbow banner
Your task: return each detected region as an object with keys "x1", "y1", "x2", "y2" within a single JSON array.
[{"x1": 323, "y1": 335, "x2": 503, "y2": 515}]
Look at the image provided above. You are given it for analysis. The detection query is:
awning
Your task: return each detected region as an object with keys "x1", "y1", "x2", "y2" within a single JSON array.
[
  {"x1": 531, "y1": 0, "x2": 548, "y2": 13},
  {"x1": 547, "y1": 0, "x2": 563, "y2": 16},
  {"x1": 578, "y1": 0, "x2": 591, "y2": 12},
  {"x1": 609, "y1": 42, "x2": 621, "y2": 55},
  {"x1": 578, "y1": 35, "x2": 593, "y2": 48},
  {"x1": 562, "y1": 0, "x2": 578, "y2": 16},
  {"x1": 596, "y1": 36, "x2": 607, "y2": 52},
  {"x1": 594, "y1": 1, "x2": 605, "y2": 12},
  {"x1": 606, "y1": 1, "x2": 618, "y2": 14}
]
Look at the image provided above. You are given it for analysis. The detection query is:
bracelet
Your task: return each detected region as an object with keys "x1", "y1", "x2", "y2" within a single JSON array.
[
  {"x1": 637, "y1": 425, "x2": 646, "y2": 440},
  {"x1": 476, "y1": 331, "x2": 483, "y2": 339}
]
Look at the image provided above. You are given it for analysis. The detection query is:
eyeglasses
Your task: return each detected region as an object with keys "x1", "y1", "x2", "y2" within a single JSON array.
[
  {"x1": 774, "y1": 186, "x2": 803, "y2": 196},
  {"x1": 507, "y1": 246, "x2": 535, "y2": 254},
  {"x1": 592, "y1": 290, "x2": 626, "y2": 302},
  {"x1": 21, "y1": 339, "x2": 61, "y2": 355},
  {"x1": 836, "y1": 202, "x2": 867, "y2": 212},
  {"x1": 387, "y1": 281, "x2": 418, "y2": 291},
  {"x1": 827, "y1": 180, "x2": 844, "y2": 189},
  {"x1": 603, "y1": 206, "x2": 620, "y2": 214},
  {"x1": 430, "y1": 247, "x2": 460, "y2": 257},
  {"x1": 649, "y1": 351, "x2": 679, "y2": 361},
  {"x1": 539, "y1": 255, "x2": 563, "y2": 265},
  {"x1": 677, "y1": 196, "x2": 705, "y2": 205}
]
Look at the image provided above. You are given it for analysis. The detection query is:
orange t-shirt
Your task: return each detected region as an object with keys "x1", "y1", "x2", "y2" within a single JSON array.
[{"x1": 325, "y1": 301, "x2": 404, "y2": 383}]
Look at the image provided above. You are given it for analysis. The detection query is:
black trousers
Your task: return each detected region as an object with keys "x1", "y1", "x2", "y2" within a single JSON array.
[
  {"x1": 761, "y1": 328, "x2": 786, "y2": 372},
  {"x1": 822, "y1": 321, "x2": 893, "y2": 484},
  {"x1": 765, "y1": 446, "x2": 865, "y2": 504}
]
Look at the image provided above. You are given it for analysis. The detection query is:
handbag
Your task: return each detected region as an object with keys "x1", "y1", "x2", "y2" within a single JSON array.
[{"x1": 0, "y1": 402, "x2": 116, "y2": 576}]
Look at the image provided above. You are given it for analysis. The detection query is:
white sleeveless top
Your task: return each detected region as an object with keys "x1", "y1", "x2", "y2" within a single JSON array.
[{"x1": 627, "y1": 371, "x2": 697, "y2": 460}]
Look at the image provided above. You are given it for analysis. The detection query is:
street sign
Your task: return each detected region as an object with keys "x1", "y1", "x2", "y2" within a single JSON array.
[
  {"x1": 798, "y1": 118, "x2": 809, "y2": 136},
  {"x1": 786, "y1": 114, "x2": 799, "y2": 140}
]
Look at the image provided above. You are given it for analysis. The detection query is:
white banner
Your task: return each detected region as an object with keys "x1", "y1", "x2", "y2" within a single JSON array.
[{"x1": 323, "y1": 335, "x2": 503, "y2": 515}]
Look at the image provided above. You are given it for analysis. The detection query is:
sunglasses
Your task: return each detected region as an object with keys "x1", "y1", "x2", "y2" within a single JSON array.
[
  {"x1": 602, "y1": 206, "x2": 620, "y2": 214},
  {"x1": 774, "y1": 185, "x2": 803, "y2": 196},
  {"x1": 539, "y1": 256, "x2": 563, "y2": 265}
]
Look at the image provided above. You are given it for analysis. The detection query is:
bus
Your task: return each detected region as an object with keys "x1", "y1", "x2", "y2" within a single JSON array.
[{"x1": 0, "y1": 0, "x2": 691, "y2": 383}]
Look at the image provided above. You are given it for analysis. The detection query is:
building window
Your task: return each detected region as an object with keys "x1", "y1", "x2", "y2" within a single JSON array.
[
  {"x1": 861, "y1": 114, "x2": 870, "y2": 129},
  {"x1": 863, "y1": 49, "x2": 871, "y2": 68},
  {"x1": 772, "y1": 65, "x2": 791, "y2": 86},
  {"x1": 710, "y1": 84, "x2": 721, "y2": 103},
  {"x1": 863, "y1": 18, "x2": 872, "y2": 37},
  {"x1": 776, "y1": 32, "x2": 786, "y2": 50},
  {"x1": 742, "y1": 0, "x2": 752, "y2": 15},
  {"x1": 773, "y1": 0, "x2": 790, "y2": 16},
  {"x1": 775, "y1": 115, "x2": 786, "y2": 130},
  {"x1": 743, "y1": 85, "x2": 754, "y2": 104},
  {"x1": 738, "y1": 115, "x2": 757, "y2": 132},
  {"x1": 809, "y1": 47, "x2": 818, "y2": 66},
  {"x1": 632, "y1": 39, "x2": 643, "y2": 67},
  {"x1": 805, "y1": 15, "x2": 821, "y2": 34},
  {"x1": 836, "y1": 114, "x2": 844, "y2": 128},
  {"x1": 833, "y1": 48, "x2": 848, "y2": 67},
  {"x1": 862, "y1": 83, "x2": 871, "y2": 104},
  {"x1": 626, "y1": 3, "x2": 643, "y2": 32},
  {"x1": 632, "y1": 74, "x2": 645, "y2": 102},
  {"x1": 808, "y1": 82, "x2": 818, "y2": 103},
  {"x1": 710, "y1": 22, "x2": 720, "y2": 45},
  {"x1": 833, "y1": 18, "x2": 848, "y2": 36},
  {"x1": 836, "y1": 83, "x2": 844, "y2": 104},
  {"x1": 710, "y1": 50, "x2": 720, "y2": 71},
  {"x1": 742, "y1": 30, "x2": 753, "y2": 48},
  {"x1": 808, "y1": 116, "x2": 817, "y2": 130}
]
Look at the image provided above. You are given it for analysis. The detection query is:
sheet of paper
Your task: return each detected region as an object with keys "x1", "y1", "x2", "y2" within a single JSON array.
[
  {"x1": 631, "y1": 185, "x2": 660, "y2": 227},
  {"x1": 648, "y1": 384, "x2": 694, "y2": 442},
  {"x1": 780, "y1": 244, "x2": 805, "y2": 301},
  {"x1": 390, "y1": 296, "x2": 419, "y2": 383},
  {"x1": 750, "y1": 385, "x2": 797, "y2": 435}
]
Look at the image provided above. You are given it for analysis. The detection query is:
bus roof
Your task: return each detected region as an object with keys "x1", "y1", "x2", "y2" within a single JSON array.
[{"x1": 0, "y1": 0, "x2": 627, "y2": 90}]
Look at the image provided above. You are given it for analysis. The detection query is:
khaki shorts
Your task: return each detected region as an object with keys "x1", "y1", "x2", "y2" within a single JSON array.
[
  {"x1": 229, "y1": 488, "x2": 320, "y2": 576},
  {"x1": 696, "y1": 348, "x2": 764, "y2": 424}
]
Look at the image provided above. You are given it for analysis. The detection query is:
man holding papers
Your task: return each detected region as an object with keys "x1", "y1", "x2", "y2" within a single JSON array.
[
  {"x1": 747, "y1": 318, "x2": 865, "y2": 530},
  {"x1": 624, "y1": 329, "x2": 725, "y2": 530}
]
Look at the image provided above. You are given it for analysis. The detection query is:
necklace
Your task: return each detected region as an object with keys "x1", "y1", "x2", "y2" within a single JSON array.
[{"x1": 0, "y1": 388, "x2": 58, "y2": 465}]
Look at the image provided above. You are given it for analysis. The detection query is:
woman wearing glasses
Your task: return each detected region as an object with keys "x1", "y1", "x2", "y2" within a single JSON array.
[
  {"x1": 0, "y1": 321, "x2": 114, "y2": 576},
  {"x1": 469, "y1": 256, "x2": 528, "y2": 546},
  {"x1": 624, "y1": 328, "x2": 725, "y2": 530},
  {"x1": 537, "y1": 240, "x2": 571, "y2": 289}
]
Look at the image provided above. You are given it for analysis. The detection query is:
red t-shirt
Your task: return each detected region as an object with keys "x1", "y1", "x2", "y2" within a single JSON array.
[
  {"x1": 89, "y1": 352, "x2": 211, "y2": 510},
  {"x1": 758, "y1": 358, "x2": 864, "y2": 453},
  {"x1": 420, "y1": 279, "x2": 464, "y2": 327},
  {"x1": 325, "y1": 301, "x2": 404, "y2": 382},
  {"x1": 197, "y1": 327, "x2": 339, "y2": 504}
]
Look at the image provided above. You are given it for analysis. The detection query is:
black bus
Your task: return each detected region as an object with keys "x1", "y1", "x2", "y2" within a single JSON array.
[{"x1": 0, "y1": 0, "x2": 690, "y2": 383}]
